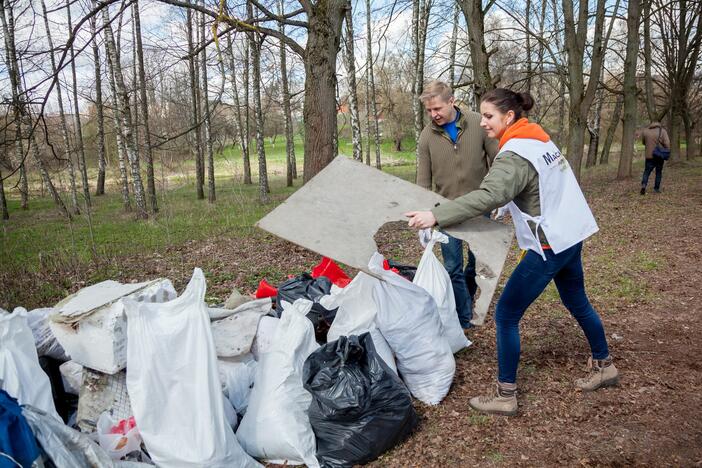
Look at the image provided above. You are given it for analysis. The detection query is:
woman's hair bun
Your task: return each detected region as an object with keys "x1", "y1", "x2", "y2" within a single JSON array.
[{"x1": 517, "y1": 92, "x2": 535, "y2": 112}]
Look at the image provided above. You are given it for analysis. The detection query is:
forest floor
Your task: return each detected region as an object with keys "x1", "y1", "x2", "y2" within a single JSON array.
[{"x1": 3, "y1": 157, "x2": 702, "y2": 466}]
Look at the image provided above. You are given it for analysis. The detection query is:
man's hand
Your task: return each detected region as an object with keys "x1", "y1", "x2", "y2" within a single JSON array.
[{"x1": 405, "y1": 211, "x2": 437, "y2": 229}]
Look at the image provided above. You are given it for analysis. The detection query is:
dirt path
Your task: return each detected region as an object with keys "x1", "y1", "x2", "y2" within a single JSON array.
[{"x1": 8, "y1": 159, "x2": 702, "y2": 466}]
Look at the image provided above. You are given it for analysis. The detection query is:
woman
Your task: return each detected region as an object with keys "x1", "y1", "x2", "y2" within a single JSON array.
[{"x1": 405, "y1": 88, "x2": 618, "y2": 416}]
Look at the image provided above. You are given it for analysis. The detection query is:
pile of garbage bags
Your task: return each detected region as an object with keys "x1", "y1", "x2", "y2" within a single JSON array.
[{"x1": 1, "y1": 229, "x2": 472, "y2": 467}]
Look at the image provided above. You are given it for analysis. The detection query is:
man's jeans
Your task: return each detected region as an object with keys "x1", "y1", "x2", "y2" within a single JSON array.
[
  {"x1": 495, "y1": 242, "x2": 610, "y2": 384},
  {"x1": 641, "y1": 157, "x2": 664, "y2": 190},
  {"x1": 441, "y1": 235, "x2": 477, "y2": 328}
]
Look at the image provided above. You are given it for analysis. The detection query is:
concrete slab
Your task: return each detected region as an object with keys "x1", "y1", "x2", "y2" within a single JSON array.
[{"x1": 256, "y1": 156, "x2": 514, "y2": 325}]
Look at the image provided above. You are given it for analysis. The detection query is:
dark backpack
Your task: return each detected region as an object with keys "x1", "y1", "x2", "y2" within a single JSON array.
[{"x1": 652, "y1": 127, "x2": 670, "y2": 160}]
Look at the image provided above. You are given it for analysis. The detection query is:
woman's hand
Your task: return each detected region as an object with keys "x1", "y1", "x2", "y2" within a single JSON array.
[{"x1": 404, "y1": 211, "x2": 437, "y2": 229}]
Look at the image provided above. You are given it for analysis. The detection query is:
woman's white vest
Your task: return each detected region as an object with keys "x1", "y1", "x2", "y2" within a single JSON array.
[{"x1": 499, "y1": 138, "x2": 598, "y2": 260}]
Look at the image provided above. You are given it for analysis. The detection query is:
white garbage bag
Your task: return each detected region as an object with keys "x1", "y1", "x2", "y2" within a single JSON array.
[
  {"x1": 369, "y1": 252, "x2": 455, "y2": 405},
  {"x1": 218, "y1": 355, "x2": 257, "y2": 414},
  {"x1": 413, "y1": 230, "x2": 471, "y2": 353},
  {"x1": 250, "y1": 316, "x2": 279, "y2": 360},
  {"x1": 236, "y1": 299, "x2": 320, "y2": 468},
  {"x1": 0, "y1": 308, "x2": 60, "y2": 420},
  {"x1": 59, "y1": 360, "x2": 83, "y2": 395},
  {"x1": 26, "y1": 307, "x2": 69, "y2": 360},
  {"x1": 323, "y1": 273, "x2": 397, "y2": 374},
  {"x1": 124, "y1": 268, "x2": 260, "y2": 468}
]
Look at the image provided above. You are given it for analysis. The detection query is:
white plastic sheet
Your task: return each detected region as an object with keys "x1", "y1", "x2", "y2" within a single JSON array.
[
  {"x1": 97, "y1": 412, "x2": 142, "y2": 460},
  {"x1": 236, "y1": 299, "x2": 320, "y2": 467},
  {"x1": 26, "y1": 307, "x2": 69, "y2": 360},
  {"x1": 369, "y1": 253, "x2": 456, "y2": 405},
  {"x1": 0, "y1": 308, "x2": 60, "y2": 420},
  {"x1": 124, "y1": 268, "x2": 260, "y2": 468},
  {"x1": 323, "y1": 273, "x2": 397, "y2": 374},
  {"x1": 413, "y1": 230, "x2": 471, "y2": 353}
]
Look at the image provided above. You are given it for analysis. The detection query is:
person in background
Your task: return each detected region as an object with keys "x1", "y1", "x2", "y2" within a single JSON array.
[
  {"x1": 640, "y1": 122, "x2": 670, "y2": 195},
  {"x1": 405, "y1": 88, "x2": 618, "y2": 416},
  {"x1": 416, "y1": 80, "x2": 498, "y2": 330}
]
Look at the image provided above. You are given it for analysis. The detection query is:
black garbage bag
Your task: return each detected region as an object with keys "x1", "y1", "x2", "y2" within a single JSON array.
[
  {"x1": 303, "y1": 333, "x2": 418, "y2": 468},
  {"x1": 277, "y1": 273, "x2": 337, "y2": 342},
  {"x1": 386, "y1": 259, "x2": 417, "y2": 281}
]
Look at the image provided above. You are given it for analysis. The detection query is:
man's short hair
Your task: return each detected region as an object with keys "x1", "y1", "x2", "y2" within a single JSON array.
[{"x1": 419, "y1": 81, "x2": 454, "y2": 103}]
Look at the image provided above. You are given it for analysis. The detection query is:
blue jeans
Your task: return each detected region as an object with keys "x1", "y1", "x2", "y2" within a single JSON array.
[
  {"x1": 641, "y1": 158, "x2": 664, "y2": 190},
  {"x1": 495, "y1": 242, "x2": 610, "y2": 384},
  {"x1": 440, "y1": 235, "x2": 476, "y2": 328}
]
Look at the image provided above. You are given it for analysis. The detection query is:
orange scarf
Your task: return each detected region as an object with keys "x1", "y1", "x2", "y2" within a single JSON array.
[{"x1": 498, "y1": 118, "x2": 551, "y2": 149}]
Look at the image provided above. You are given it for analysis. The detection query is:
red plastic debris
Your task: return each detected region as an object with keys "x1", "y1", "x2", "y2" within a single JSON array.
[
  {"x1": 255, "y1": 279, "x2": 278, "y2": 298},
  {"x1": 109, "y1": 416, "x2": 137, "y2": 435},
  {"x1": 311, "y1": 257, "x2": 351, "y2": 288},
  {"x1": 382, "y1": 259, "x2": 400, "y2": 275}
]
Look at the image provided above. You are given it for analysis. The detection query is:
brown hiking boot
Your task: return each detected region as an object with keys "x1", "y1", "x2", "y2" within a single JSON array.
[
  {"x1": 469, "y1": 383, "x2": 518, "y2": 416},
  {"x1": 575, "y1": 357, "x2": 619, "y2": 391}
]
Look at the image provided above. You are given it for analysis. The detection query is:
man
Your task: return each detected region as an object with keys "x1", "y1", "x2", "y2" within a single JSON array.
[
  {"x1": 640, "y1": 121, "x2": 670, "y2": 195},
  {"x1": 416, "y1": 80, "x2": 498, "y2": 329}
]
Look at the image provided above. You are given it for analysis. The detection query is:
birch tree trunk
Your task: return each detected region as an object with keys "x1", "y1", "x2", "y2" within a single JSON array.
[
  {"x1": 586, "y1": 66, "x2": 605, "y2": 168},
  {"x1": 279, "y1": 0, "x2": 296, "y2": 187},
  {"x1": 200, "y1": 9, "x2": 216, "y2": 202},
  {"x1": 412, "y1": 0, "x2": 431, "y2": 163},
  {"x1": 103, "y1": 6, "x2": 148, "y2": 218},
  {"x1": 91, "y1": 0, "x2": 107, "y2": 196},
  {"x1": 448, "y1": 3, "x2": 459, "y2": 89},
  {"x1": 1, "y1": 0, "x2": 69, "y2": 218},
  {"x1": 66, "y1": 0, "x2": 91, "y2": 209},
  {"x1": 365, "y1": 68, "x2": 371, "y2": 165},
  {"x1": 343, "y1": 0, "x2": 363, "y2": 161},
  {"x1": 40, "y1": 0, "x2": 81, "y2": 215},
  {"x1": 243, "y1": 4, "x2": 253, "y2": 184},
  {"x1": 600, "y1": 94, "x2": 623, "y2": 165},
  {"x1": 617, "y1": 0, "x2": 641, "y2": 179},
  {"x1": 251, "y1": 33, "x2": 269, "y2": 203},
  {"x1": 365, "y1": 0, "x2": 381, "y2": 169},
  {"x1": 133, "y1": 0, "x2": 158, "y2": 212},
  {"x1": 186, "y1": 9, "x2": 204, "y2": 199}
]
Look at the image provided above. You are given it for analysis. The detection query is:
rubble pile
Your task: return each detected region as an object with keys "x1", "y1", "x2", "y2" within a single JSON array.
[{"x1": 1, "y1": 237, "x2": 472, "y2": 468}]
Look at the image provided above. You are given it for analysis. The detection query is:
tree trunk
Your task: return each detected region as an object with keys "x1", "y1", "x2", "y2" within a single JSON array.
[
  {"x1": 412, "y1": 0, "x2": 431, "y2": 164},
  {"x1": 133, "y1": 0, "x2": 158, "y2": 212},
  {"x1": 103, "y1": 6, "x2": 148, "y2": 218},
  {"x1": 224, "y1": 33, "x2": 251, "y2": 184},
  {"x1": 617, "y1": 0, "x2": 641, "y2": 180},
  {"x1": 343, "y1": 1, "x2": 363, "y2": 161},
  {"x1": 0, "y1": 167, "x2": 8, "y2": 220},
  {"x1": 365, "y1": 66, "x2": 371, "y2": 166},
  {"x1": 186, "y1": 9, "x2": 205, "y2": 199},
  {"x1": 365, "y1": 0, "x2": 381, "y2": 169},
  {"x1": 67, "y1": 0, "x2": 91, "y2": 210},
  {"x1": 251, "y1": 33, "x2": 269, "y2": 202},
  {"x1": 585, "y1": 72, "x2": 605, "y2": 168},
  {"x1": 40, "y1": 0, "x2": 81, "y2": 215},
  {"x1": 448, "y1": 2, "x2": 459, "y2": 89},
  {"x1": 562, "y1": 0, "x2": 608, "y2": 180},
  {"x1": 302, "y1": 1, "x2": 346, "y2": 183},
  {"x1": 525, "y1": 0, "x2": 532, "y2": 94},
  {"x1": 91, "y1": 0, "x2": 107, "y2": 196},
  {"x1": 459, "y1": 0, "x2": 494, "y2": 102},
  {"x1": 642, "y1": 0, "x2": 656, "y2": 121},
  {"x1": 243, "y1": 6, "x2": 253, "y2": 184},
  {"x1": 200, "y1": 9, "x2": 216, "y2": 202},
  {"x1": 600, "y1": 94, "x2": 623, "y2": 165},
  {"x1": 279, "y1": 0, "x2": 296, "y2": 187}
]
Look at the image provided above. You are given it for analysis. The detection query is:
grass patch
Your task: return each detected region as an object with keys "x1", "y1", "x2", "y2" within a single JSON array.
[{"x1": 468, "y1": 413, "x2": 490, "y2": 426}]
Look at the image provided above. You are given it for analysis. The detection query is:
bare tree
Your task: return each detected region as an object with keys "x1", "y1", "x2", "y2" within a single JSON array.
[
  {"x1": 90, "y1": 0, "x2": 107, "y2": 196},
  {"x1": 448, "y1": 3, "x2": 459, "y2": 89},
  {"x1": 243, "y1": 26, "x2": 253, "y2": 184},
  {"x1": 458, "y1": 0, "x2": 494, "y2": 102},
  {"x1": 103, "y1": 5, "x2": 148, "y2": 218},
  {"x1": 561, "y1": 0, "x2": 608, "y2": 179},
  {"x1": 199, "y1": 8, "x2": 215, "y2": 202},
  {"x1": 186, "y1": 9, "x2": 205, "y2": 199},
  {"x1": 251, "y1": 31, "x2": 269, "y2": 203},
  {"x1": 342, "y1": 0, "x2": 362, "y2": 161},
  {"x1": 365, "y1": 0, "x2": 381, "y2": 169},
  {"x1": 412, "y1": 0, "x2": 431, "y2": 163},
  {"x1": 600, "y1": 93, "x2": 623, "y2": 165},
  {"x1": 133, "y1": 0, "x2": 158, "y2": 212},
  {"x1": 617, "y1": 0, "x2": 641, "y2": 179},
  {"x1": 66, "y1": 0, "x2": 91, "y2": 210},
  {"x1": 278, "y1": 0, "x2": 297, "y2": 186},
  {"x1": 40, "y1": 0, "x2": 81, "y2": 215}
]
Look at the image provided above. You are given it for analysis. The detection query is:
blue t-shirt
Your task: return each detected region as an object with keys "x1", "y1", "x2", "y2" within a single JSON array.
[{"x1": 441, "y1": 111, "x2": 461, "y2": 143}]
